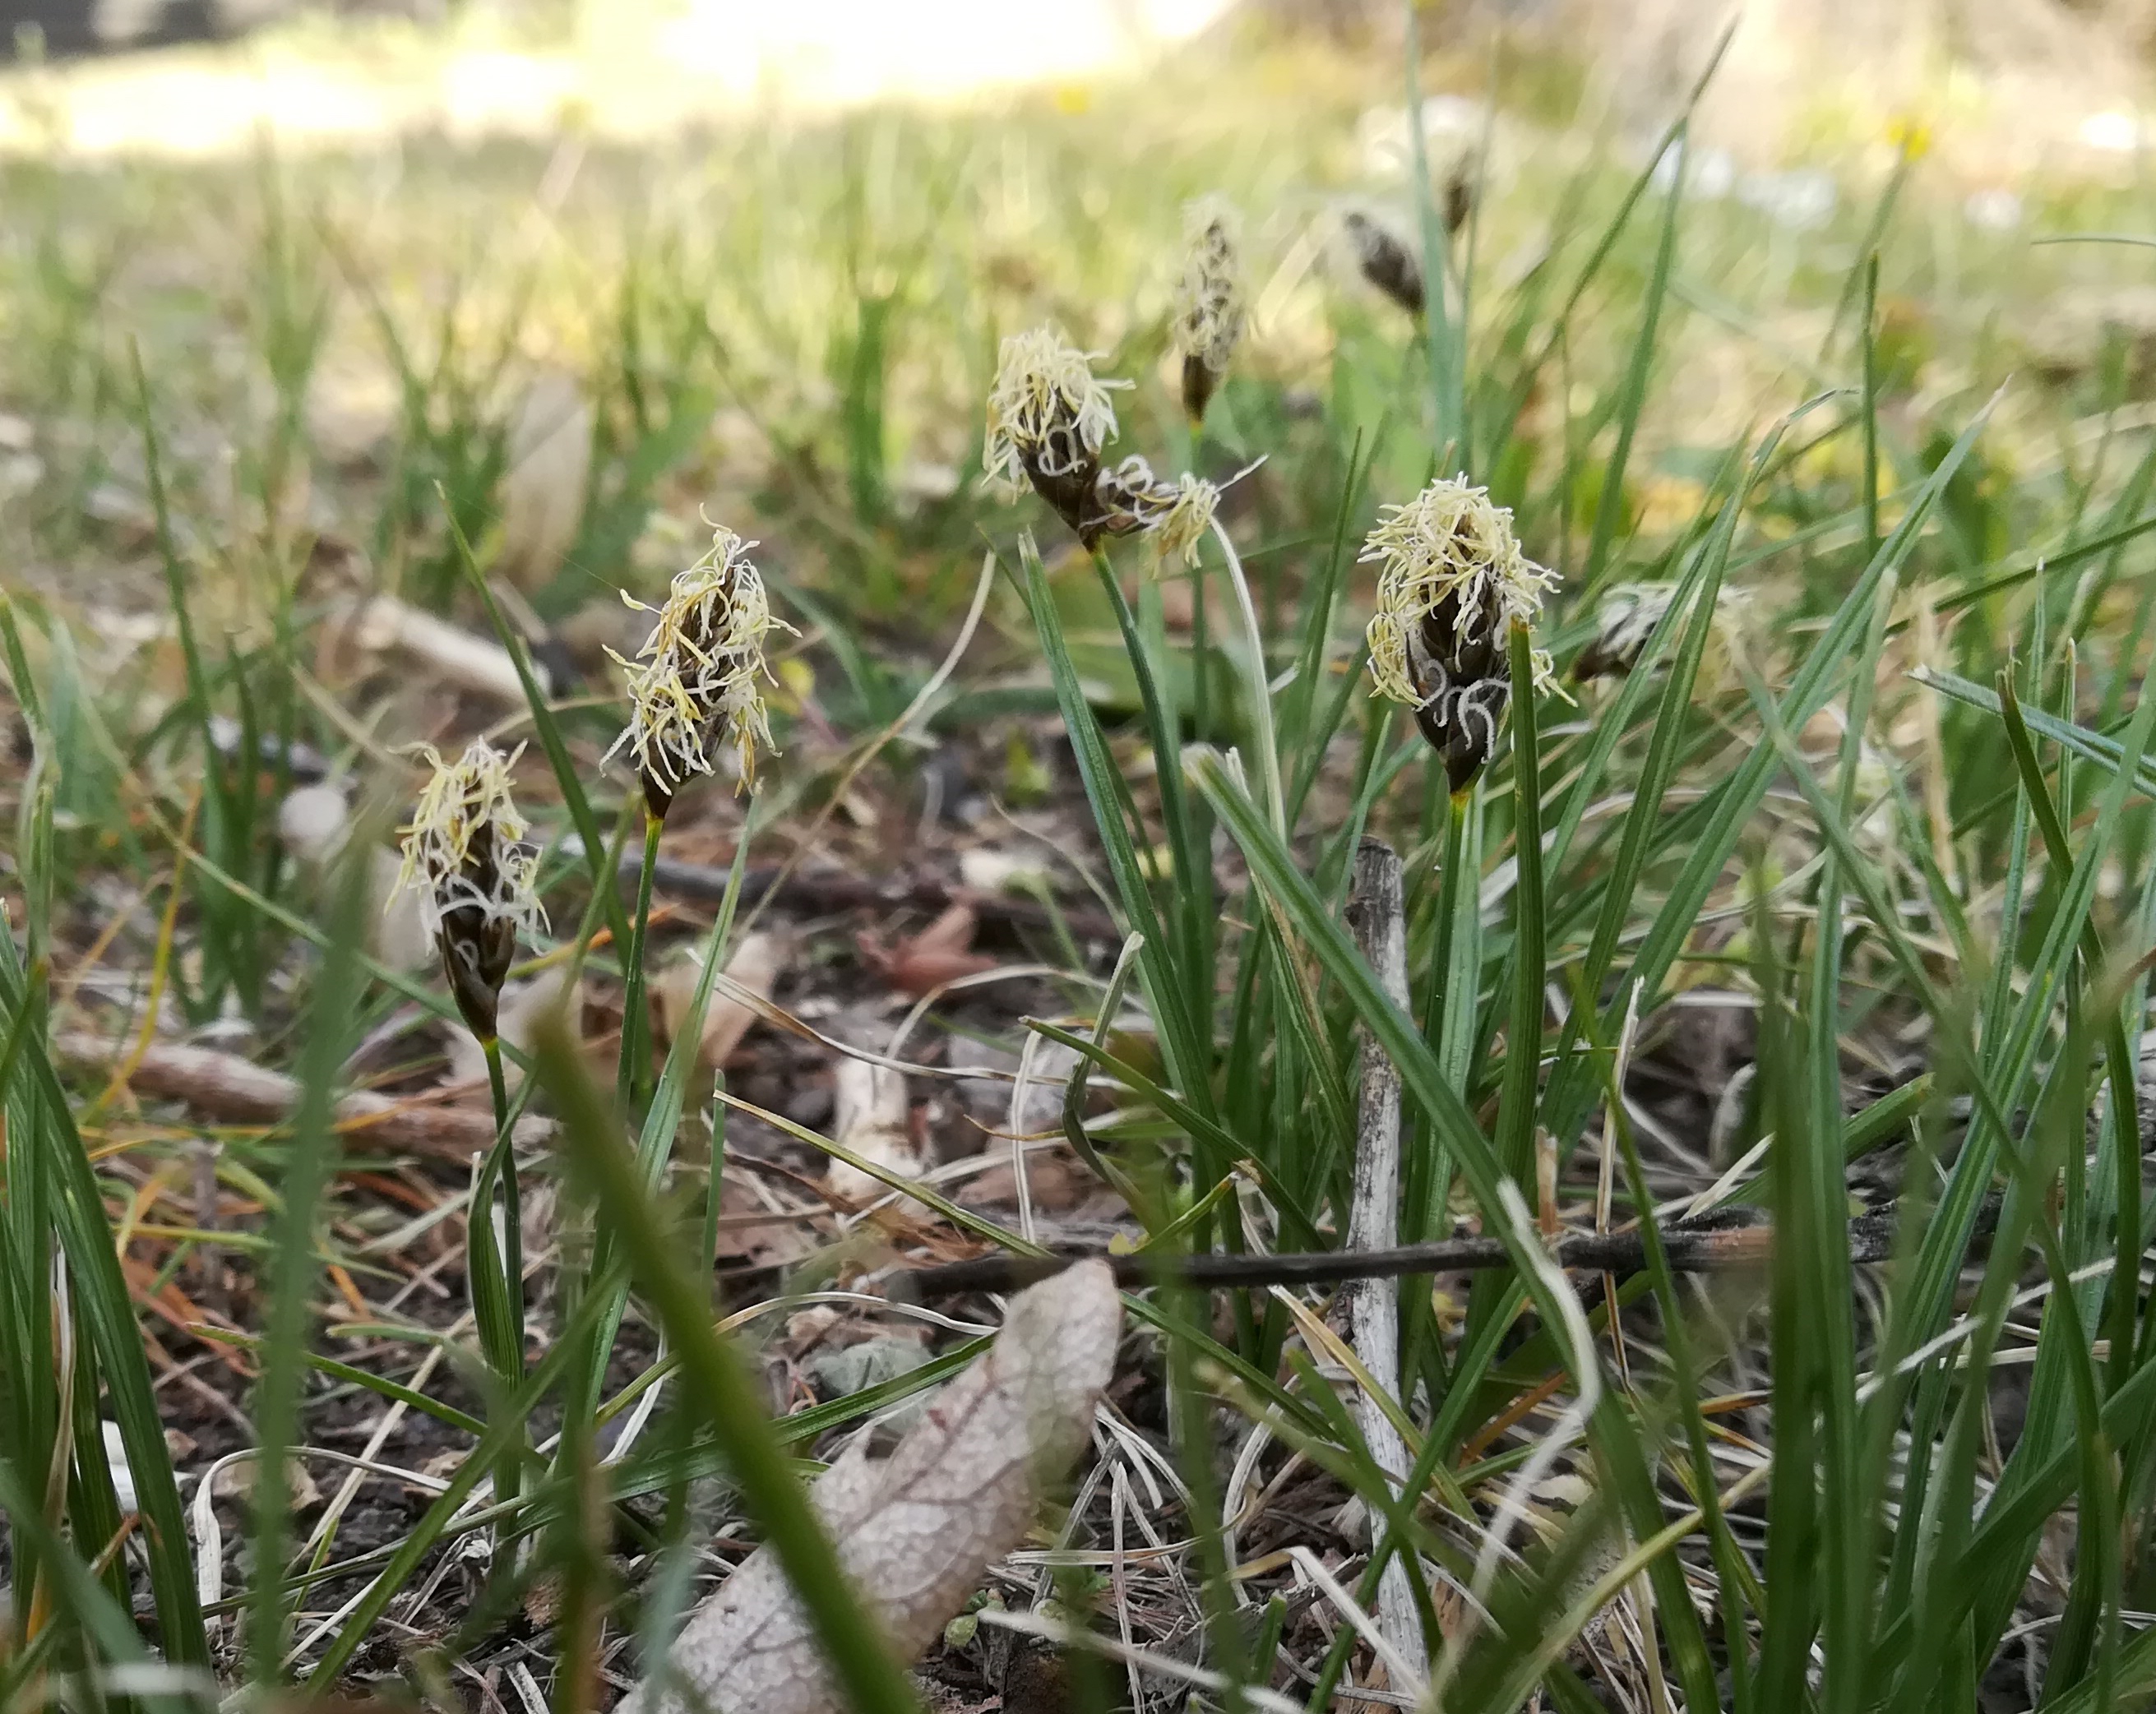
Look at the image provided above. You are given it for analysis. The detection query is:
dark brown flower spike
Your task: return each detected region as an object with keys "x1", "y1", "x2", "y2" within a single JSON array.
[
  {"x1": 1343, "y1": 209, "x2": 1425, "y2": 319},
  {"x1": 1363, "y1": 477, "x2": 1562, "y2": 795},
  {"x1": 983, "y1": 327, "x2": 1130, "y2": 546},
  {"x1": 392, "y1": 742, "x2": 547, "y2": 1041},
  {"x1": 1172, "y1": 196, "x2": 1246, "y2": 428}
]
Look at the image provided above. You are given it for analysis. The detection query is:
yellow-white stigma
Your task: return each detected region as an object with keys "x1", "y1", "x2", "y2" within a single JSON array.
[
  {"x1": 391, "y1": 740, "x2": 548, "y2": 943},
  {"x1": 983, "y1": 326, "x2": 1129, "y2": 506},
  {"x1": 1363, "y1": 475, "x2": 1558, "y2": 707},
  {"x1": 1092, "y1": 455, "x2": 1221, "y2": 566},
  {"x1": 607, "y1": 524, "x2": 792, "y2": 805},
  {"x1": 1361, "y1": 477, "x2": 1560, "y2": 793}
]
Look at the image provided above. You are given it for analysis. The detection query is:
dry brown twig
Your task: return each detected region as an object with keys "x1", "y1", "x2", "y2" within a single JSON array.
[
  {"x1": 619, "y1": 1259, "x2": 1122, "y2": 1714},
  {"x1": 53, "y1": 1032, "x2": 553, "y2": 1160},
  {"x1": 894, "y1": 1207, "x2": 1932, "y2": 1298}
]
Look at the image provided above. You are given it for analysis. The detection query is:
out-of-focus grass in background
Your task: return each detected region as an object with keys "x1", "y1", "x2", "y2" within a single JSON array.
[{"x1": 12, "y1": 0, "x2": 2156, "y2": 1708}]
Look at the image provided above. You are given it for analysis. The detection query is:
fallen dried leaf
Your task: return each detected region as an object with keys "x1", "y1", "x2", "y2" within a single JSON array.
[
  {"x1": 276, "y1": 785, "x2": 432, "y2": 971},
  {"x1": 346, "y1": 594, "x2": 549, "y2": 705},
  {"x1": 656, "y1": 930, "x2": 786, "y2": 1071},
  {"x1": 618, "y1": 1261, "x2": 1121, "y2": 1714},
  {"x1": 211, "y1": 1453, "x2": 322, "y2": 1510},
  {"x1": 856, "y1": 902, "x2": 996, "y2": 997},
  {"x1": 494, "y1": 369, "x2": 592, "y2": 594},
  {"x1": 446, "y1": 963, "x2": 585, "y2": 1094}
]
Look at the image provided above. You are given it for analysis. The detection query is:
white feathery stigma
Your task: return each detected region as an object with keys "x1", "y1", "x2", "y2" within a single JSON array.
[
  {"x1": 607, "y1": 524, "x2": 793, "y2": 796},
  {"x1": 1361, "y1": 475, "x2": 1561, "y2": 706},
  {"x1": 983, "y1": 326, "x2": 1128, "y2": 492},
  {"x1": 391, "y1": 740, "x2": 548, "y2": 941}
]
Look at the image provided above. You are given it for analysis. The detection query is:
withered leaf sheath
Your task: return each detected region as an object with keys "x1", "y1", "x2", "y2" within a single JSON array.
[
  {"x1": 1343, "y1": 210, "x2": 1425, "y2": 319},
  {"x1": 1363, "y1": 477, "x2": 1561, "y2": 796},
  {"x1": 393, "y1": 742, "x2": 548, "y2": 1041}
]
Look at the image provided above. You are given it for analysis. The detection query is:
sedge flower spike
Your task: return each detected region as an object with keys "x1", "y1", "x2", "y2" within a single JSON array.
[
  {"x1": 607, "y1": 524, "x2": 791, "y2": 820},
  {"x1": 392, "y1": 740, "x2": 548, "y2": 1040},
  {"x1": 1573, "y1": 580, "x2": 1752, "y2": 688},
  {"x1": 1092, "y1": 455, "x2": 1223, "y2": 566},
  {"x1": 983, "y1": 326, "x2": 1131, "y2": 547},
  {"x1": 1172, "y1": 196, "x2": 1246, "y2": 427},
  {"x1": 1362, "y1": 475, "x2": 1560, "y2": 794},
  {"x1": 1341, "y1": 209, "x2": 1426, "y2": 319}
]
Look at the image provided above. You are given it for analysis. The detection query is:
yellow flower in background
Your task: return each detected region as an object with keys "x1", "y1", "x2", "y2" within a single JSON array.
[
  {"x1": 1632, "y1": 474, "x2": 1709, "y2": 538},
  {"x1": 1887, "y1": 112, "x2": 1934, "y2": 161}
]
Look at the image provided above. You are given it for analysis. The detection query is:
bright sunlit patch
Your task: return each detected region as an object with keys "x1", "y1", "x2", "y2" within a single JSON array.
[{"x1": 0, "y1": 0, "x2": 1235, "y2": 159}]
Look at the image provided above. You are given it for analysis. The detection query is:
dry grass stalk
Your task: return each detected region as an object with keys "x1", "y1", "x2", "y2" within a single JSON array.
[{"x1": 1343, "y1": 836, "x2": 1422, "y2": 1676}]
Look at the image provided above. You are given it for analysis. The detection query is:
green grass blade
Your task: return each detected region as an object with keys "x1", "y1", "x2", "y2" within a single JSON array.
[
  {"x1": 532, "y1": 1006, "x2": 920, "y2": 1714},
  {"x1": 247, "y1": 841, "x2": 371, "y2": 1679}
]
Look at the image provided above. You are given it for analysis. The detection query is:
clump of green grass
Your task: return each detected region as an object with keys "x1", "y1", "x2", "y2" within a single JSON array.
[{"x1": 4, "y1": 12, "x2": 2156, "y2": 1713}]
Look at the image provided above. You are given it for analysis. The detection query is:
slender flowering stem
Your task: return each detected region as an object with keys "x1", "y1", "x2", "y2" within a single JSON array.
[
  {"x1": 1209, "y1": 515, "x2": 1286, "y2": 837},
  {"x1": 475, "y1": 1031, "x2": 525, "y2": 1558},
  {"x1": 618, "y1": 806, "x2": 664, "y2": 1116}
]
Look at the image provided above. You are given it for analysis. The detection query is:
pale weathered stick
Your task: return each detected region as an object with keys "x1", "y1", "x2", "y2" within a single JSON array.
[
  {"x1": 620, "y1": 1260, "x2": 1122, "y2": 1714},
  {"x1": 51, "y1": 1033, "x2": 553, "y2": 1160},
  {"x1": 1344, "y1": 837, "x2": 1421, "y2": 1679}
]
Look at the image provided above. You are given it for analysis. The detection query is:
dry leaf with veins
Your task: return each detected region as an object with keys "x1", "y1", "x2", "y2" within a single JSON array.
[{"x1": 618, "y1": 1261, "x2": 1121, "y2": 1714}]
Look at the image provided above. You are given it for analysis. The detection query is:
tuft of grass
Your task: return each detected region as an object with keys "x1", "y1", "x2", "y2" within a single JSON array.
[{"x1": 6, "y1": 10, "x2": 2156, "y2": 1712}]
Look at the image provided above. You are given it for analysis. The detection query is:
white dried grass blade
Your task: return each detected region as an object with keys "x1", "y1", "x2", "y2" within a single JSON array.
[
  {"x1": 350, "y1": 594, "x2": 547, "y2": 705},
  {"x1": 826, "y1": 1053, "x2": 918, "y2": 1203}
]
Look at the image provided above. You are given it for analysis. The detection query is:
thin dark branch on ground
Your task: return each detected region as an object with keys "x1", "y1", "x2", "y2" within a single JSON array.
[{"x1": 892, "y1": 1201, "x2": 1992, "y2": 1298}]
